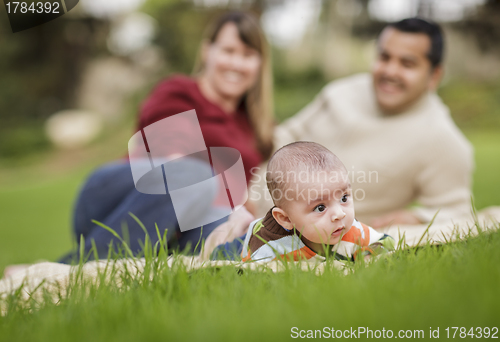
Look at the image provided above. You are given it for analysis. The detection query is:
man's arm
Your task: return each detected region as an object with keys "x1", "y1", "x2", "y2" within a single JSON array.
[
  {"x1": 370, "y1": 209, "x2": 421, "y2": 229},
  {"x1": 411, "y1": 140, "x2": 474, "y2": 223},
  {"x1": 371, "y1": 129, "x2": 474, "y2": 228}
]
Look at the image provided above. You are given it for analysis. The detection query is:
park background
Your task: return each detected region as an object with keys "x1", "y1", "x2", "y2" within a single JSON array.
[{"x1": 0, "y1": 0, "x2": 499, "y2": 274}]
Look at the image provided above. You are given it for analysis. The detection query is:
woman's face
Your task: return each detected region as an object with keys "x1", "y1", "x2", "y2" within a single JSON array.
[{"x1": 203, "y1": 22, "x2": 262, "y2": 103}]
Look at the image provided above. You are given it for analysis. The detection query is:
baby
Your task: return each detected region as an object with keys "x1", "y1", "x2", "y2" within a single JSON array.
[{"x1": 240, "y1": 141, "x2": 395, "y2": 262}]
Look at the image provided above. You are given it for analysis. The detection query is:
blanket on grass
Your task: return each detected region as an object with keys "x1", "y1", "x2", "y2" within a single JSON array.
[{"x1": 1, "y1": 206, "x2": 499, "y2": 314}]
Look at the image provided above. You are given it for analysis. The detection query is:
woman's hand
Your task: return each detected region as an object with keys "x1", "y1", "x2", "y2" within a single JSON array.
[{"x1": 200, "y1": 206, "x2": 255, "y2": 260}]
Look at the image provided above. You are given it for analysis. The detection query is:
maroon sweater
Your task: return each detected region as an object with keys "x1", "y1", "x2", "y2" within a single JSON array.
[{"x1": 137, "y1": 75, "x2": 262, "y2": 184}]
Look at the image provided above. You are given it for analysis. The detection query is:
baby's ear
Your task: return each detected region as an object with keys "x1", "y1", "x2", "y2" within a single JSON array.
[{"x1": 272, "y1": 207, "x2": 293, "y2": 230}]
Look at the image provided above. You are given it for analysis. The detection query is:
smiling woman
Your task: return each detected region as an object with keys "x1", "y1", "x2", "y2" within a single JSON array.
[
  {"x1": 198, "y1": 23, "x2": 262, "y2": 113},
  {"x1": 193, "y1": 12, "x2": 274, "y2": 156},
  {"x1": 42, "y1": 11, "x2": 275, "y2": 264}
]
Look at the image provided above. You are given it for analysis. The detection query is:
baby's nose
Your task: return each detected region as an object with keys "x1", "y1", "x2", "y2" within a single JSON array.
[{"x1": 331, "y1": 208, "x2": 346, "y2": 221}]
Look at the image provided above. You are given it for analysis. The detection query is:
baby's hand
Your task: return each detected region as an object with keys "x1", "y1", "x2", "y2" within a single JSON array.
[
  {"x1": 229, "y1": 205, "x2": 255, "y2": 224},
  {"x1": 223, "y1": 206, "x2": 255, "y2": 241},
  {"x1": 201, "y1": 206, "x2": 255, "y2": 260}
]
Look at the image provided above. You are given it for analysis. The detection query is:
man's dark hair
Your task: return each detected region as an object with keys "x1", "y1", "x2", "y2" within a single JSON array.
[{"x1": 386, "y1": 18, "x2": 444, "y2": 68}]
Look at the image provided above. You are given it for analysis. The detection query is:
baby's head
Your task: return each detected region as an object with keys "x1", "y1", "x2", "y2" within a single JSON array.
[{"x1": 266, "y1": 142, "x2": 354, "y2": 252}]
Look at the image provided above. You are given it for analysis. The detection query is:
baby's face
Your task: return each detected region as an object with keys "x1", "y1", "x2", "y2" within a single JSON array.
[{"x1": 283, "y1": 171, "x2": 355, "y2": 250}]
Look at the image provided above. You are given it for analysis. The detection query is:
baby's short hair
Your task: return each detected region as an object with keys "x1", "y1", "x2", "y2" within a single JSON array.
[{"x1": 266, "y1": 141, "x2": 346, "y2": 208}]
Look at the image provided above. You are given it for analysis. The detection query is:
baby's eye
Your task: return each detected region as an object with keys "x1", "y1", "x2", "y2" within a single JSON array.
[
  {"x1": 313, "y1": 204, "x2": 326, "y2": 213},
  {"x1": 341, "y1": 194, "x2": 349, "y2": 203}
]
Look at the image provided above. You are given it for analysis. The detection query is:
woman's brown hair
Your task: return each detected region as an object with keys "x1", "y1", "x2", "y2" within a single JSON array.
[{"x1": 193, "y1": 11, "x2": 274, "y2": 160}]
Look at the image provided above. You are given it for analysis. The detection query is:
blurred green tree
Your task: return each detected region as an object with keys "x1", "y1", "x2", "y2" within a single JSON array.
[{"x1": 0, "y1": 15, "x2": 109, "y2": 157}]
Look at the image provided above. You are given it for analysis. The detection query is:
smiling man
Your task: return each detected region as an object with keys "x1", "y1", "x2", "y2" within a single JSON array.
[
  {"x1": 250, "y1": 18, "x2": 474, "y2": 228},
  {"x1": 373, "y1": 22, "x2": 443, "y2": 115}
]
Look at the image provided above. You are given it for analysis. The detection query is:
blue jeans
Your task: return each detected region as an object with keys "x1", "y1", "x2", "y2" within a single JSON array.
[{"x1": 59, "y1": 159, "x2": 228, "y2": 263}]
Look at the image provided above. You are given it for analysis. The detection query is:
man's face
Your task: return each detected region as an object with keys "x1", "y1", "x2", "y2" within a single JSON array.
[{"x1": 372, "y1": 27, "x2": 442, "y2": 115}]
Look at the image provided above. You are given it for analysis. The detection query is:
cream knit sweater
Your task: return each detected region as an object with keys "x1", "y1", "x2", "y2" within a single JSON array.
[{"x1": 249, "y1": 73, "x2": 474, "y2": 224}]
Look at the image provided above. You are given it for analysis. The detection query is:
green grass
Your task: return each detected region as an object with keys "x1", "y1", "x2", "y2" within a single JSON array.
[
  {"x1": 0, "y1": 120, "x2": 133, "y2": 271},
  {"x1": 0, "y1": 229, "x2": 499, "y2": 341},
  {"x1": 439, "y1": 81, "x2": 500, "y2": 130},
  {"x1": 0, "y1": 174, "x2": 79, "y2": 268},
  {"x1": 468, "y1": 130, "x2": 500, "y2": 210}
]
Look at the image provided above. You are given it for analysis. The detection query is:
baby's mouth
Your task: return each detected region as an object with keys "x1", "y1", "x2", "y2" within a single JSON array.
[{"x1": 331, "y1": 226, "x2": 344, "y2": 237}]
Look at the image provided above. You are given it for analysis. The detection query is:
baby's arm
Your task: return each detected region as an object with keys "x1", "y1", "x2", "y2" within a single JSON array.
[
  {"x1": 356, "y1": 226, "x2": 396, "y2": 262},
  {"x1": 200, "y1": 206, "x2": 255, "y2": 260}
]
